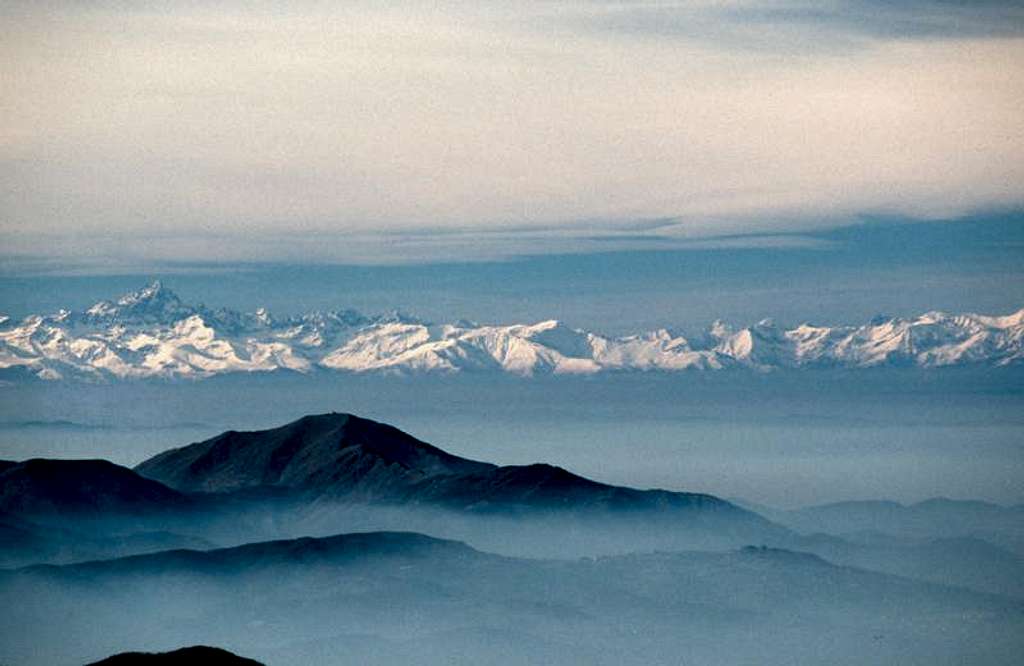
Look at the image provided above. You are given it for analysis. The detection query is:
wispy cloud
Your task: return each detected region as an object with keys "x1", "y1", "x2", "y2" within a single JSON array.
[
  {"x1": 569, "y1": 1, "x2": 1024, "y2": 47},
  {"x1": 2, "y1": 1, "x2": 1022, "y2": 260}
]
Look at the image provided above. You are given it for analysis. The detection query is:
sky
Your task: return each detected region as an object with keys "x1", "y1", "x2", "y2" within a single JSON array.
[
  {"x1": 2, "y1": 1, "x2": 1024, "y2": 265},
  {"x1": 2, "y1": 213, "x2": 1022, "y2": 335}
]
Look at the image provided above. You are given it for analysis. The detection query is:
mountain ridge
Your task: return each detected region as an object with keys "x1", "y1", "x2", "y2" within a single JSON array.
[
  {"x1": 15, "y1": 531, "x2": 476, "y2": 579},
  {"x1": 134, "y1": 413, "x2": 753, "y2": 520},
  {"x1": 0, "y1": 413, "x2": 775, "y2": 547},
  {"x1": 85, "y1": 646, "x2": 265, "y2": 666},
  {"x1": 135, "y1": 412, "x2": 496, "y2": 496},
  {"x1": 2, "y1": 281, "x2": 1022, "y2": 380},
  {"x1": 0, "y1": 458, "x2": 191, "y2": 519}
]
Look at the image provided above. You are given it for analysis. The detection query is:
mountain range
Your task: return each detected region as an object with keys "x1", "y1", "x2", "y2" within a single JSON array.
[{"x1": 2, "y1": 281, "x2": 1021, "y2": 380}]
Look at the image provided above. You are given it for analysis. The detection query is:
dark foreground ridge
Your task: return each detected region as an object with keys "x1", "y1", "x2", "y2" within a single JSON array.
[
  {"x1": 85, "y1": 645, "x2": 264, "y2": 665},
  {"x1": 134, "y1": 412, "x2": 757, "y2": 519}
]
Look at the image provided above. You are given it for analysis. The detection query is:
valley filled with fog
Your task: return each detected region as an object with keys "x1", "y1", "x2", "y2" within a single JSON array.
[{"x1": 1, "y1": 405, "x2": 1022, "y2": 666}]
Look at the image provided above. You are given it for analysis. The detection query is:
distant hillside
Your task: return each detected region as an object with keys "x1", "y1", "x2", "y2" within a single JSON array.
[
  {"x1": 24, "y1": 531, "x2": 476, "y2": 580},
  {"x1": 4, "y1": 531, "x2": 1022, "y2": 666}
]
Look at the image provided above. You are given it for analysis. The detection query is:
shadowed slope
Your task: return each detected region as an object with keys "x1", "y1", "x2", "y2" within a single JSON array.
[{"x1": 407, "y1": 462, "x2": 736, "y2": 514}]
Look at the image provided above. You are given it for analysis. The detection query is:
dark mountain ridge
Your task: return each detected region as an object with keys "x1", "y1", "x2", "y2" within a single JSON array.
[
  {"x1": 86, "y1": 645, "x2": 264, "y2": 665},
  {"x1": 135, "y1": 413, "x2": 493, "y2": 495},
  {"x1": 0, "y1": 413, "x2": 784, "y2": 568},
  {"x1": 0, "y1": 458, "x2": 190, "y2": 519},
  {"x1": 15, "y1": 531, "x2": 474, "y2": 580},
  {"x1": 134, "y1": 413, "x2": 753, "y2": 520}
]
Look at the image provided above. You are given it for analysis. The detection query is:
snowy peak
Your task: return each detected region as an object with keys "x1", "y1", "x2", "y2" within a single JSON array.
[
  {"x1": 974, "y1": 307, "x2": 1024, "y2": 330},
  {"x1": 118, "y1": 280, "x2": 168, "y2": 306},
  {"x1": 1, "y1": 282, "x2": 1022, "y2": 381},
  {"x1": 84, "y1": 281, "x2": 195, "y2": 325}
]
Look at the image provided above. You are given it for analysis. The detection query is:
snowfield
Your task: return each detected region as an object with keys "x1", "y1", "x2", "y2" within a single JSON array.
[{"x1": 1, "y1": 282, "x2": 1021, "y2": 381}]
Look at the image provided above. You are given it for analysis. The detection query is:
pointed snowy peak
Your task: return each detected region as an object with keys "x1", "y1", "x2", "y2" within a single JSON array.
[
  {"x1": 913, "y1": 310, "x2": 952, "y2": 325},
  {"x1": 707, "y1": 319, "x2": 733, "y2": 341},
  {"x1": 116, "y1": 280, "x2": 174, "y2": 306},
  {"x1": 973, "y1": 307, "x2": 1024, "y2": 329},
  {"x1": 291, "y1": 308, "x2": 380, "y2": 333},
  {"x1": 85, "y1": 280, "x2": 195, "y2": 325},
  {"x1": 374, "y1": 309, "x2": 426, "y2": 326},
  {"x1": 252, "y1": 307, "x2": 273, "y2": 327},
  {"x1": 749, "y1": 318, "x2": 789, "y2": 343},
  {"x1": 714, "y1": 328, "x2": 754, "y2": 358},
  {"x1": 518, "y1": 320, "x2": 595, "y2": 358}
]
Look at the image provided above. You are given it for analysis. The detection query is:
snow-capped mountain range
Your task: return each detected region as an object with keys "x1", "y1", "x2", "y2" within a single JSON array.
[{"x1": 1, "y1": 282, "x2": 1021, "y2": 381}]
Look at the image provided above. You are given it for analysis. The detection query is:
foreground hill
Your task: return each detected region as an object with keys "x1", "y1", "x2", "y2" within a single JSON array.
[
  {"x1": 2, "y1": 531, "x2": 1021, "y2": 666},
  {"x1": 2, "y1": 281, "x2": 1021, "y2": 380},
  {"x1": 86, "y1": 646, "x2": 263, "y2": 665}
]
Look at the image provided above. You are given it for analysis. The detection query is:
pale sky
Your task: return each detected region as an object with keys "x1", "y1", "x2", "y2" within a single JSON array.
[{"x1": 2, "y1": 1, "x2": 1023, "y2": 261}]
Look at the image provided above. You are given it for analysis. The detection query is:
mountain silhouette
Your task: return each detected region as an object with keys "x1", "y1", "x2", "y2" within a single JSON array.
[
  {"x1": 85, "y1": 645, "x2": 264, "y2": 665},
  {"x1": 136, "y1": 413, "x2": 492, "y2": 495},
  {"x1": 23, "y1": 531, "x2": 475, "y2": 580},
  {"x1": 0, "y1": 458, "x2": 189, "y2": 519},
  {"x1": 135, "y1": 413, "x2": 752, "y2": 518}
]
